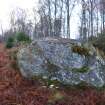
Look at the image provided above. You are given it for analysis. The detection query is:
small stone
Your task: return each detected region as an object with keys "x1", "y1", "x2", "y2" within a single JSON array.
[{"x1": 49, "y1": 84, "x2": 54, "y2": 88}]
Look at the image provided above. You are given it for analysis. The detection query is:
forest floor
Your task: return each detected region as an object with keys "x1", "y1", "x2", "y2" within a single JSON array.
[{"x1": 0, "y1": 43, "x2": 105, "y2": 105}]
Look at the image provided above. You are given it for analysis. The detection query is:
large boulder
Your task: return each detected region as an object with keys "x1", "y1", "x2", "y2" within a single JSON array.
[{"x1": 17, "y1": 38, "x2": 105, "y2": 87}]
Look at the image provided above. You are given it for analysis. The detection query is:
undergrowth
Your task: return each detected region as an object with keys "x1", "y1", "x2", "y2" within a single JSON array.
[{"x1": 72, "y1": 45, "x2": 90, "y2": 56}]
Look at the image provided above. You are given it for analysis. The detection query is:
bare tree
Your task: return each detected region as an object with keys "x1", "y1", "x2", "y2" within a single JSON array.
[
  {"x1": 80, "y1": 0, "x2": 88, "y2": 42},
  {"x1": 100, "y1": 0, "x2": 105, "y2": 33},
  {"x1": 65, "y1": 0, "x2": 77, "y2": 38}
]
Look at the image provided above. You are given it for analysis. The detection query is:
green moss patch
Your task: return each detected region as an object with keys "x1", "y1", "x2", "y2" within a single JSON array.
[{"x1": 72, "y1": 66, "x2": 90, "y2": 73}]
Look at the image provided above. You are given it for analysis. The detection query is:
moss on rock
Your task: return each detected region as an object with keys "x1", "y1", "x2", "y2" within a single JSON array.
[{"x1": 72, "y1": 66, "x2": 90, "y2": 73}]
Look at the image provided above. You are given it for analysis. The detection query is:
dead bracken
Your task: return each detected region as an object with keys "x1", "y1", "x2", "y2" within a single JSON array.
[{"x1": 72, "y1": 45, "x2": 90, "y2": 56}]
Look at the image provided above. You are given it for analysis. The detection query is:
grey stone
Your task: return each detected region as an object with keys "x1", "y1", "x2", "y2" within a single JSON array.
[{"x1": 17, "y1": 38, "x2": 105, "y2": 87}]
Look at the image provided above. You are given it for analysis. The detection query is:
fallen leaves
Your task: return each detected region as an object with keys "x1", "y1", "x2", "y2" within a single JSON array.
[{"x1": 0, "y1": 43, "x2": 104, "y2": 105}]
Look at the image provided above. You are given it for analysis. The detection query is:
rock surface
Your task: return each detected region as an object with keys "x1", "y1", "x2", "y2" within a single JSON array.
[{"x1": 17, "y1": 38, "x2": 105, "y2": 87}]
